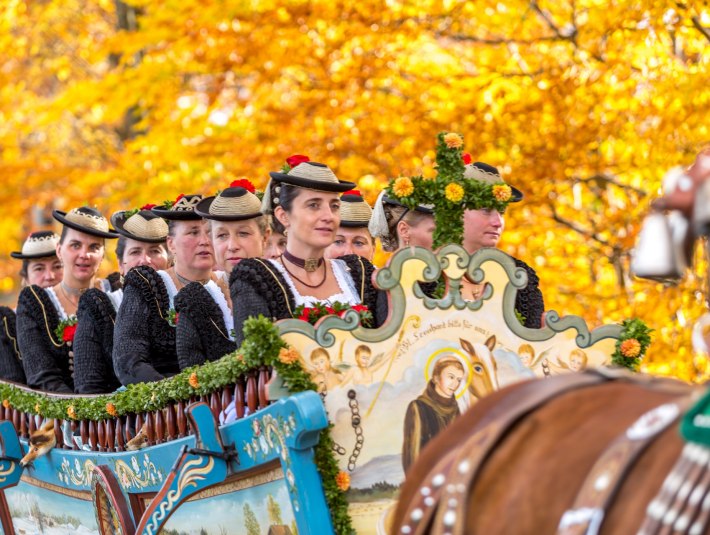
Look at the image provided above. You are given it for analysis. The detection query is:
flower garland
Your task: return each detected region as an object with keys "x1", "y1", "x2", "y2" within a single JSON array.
[
  {"x1": 611, "y1": 318, "x2": 653, "y2": 371},
  {"x1": 54, "y1": 316, "x2": 78, "y2": 344},
  {"x1": 385, "y1": 131, "x2": 515, "y2": 247},
  {"x1": 0, "y1": 316, "x2": 354, "y2": 534},
  {"x1": 294, "y1": 302, "x2": 372, "y2": 327}
]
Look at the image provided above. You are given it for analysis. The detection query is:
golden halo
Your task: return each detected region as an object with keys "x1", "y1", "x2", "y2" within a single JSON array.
[{"x1": 424, "y1": 347, "x2": 472, "y2": 399}]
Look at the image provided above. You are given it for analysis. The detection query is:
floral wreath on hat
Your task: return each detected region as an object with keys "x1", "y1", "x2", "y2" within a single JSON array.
[{"x1": 383, "y1": 132, "x2": 515, "y2": 247}]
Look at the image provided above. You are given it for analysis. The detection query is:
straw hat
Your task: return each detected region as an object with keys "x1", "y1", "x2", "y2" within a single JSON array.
[
  {"x1": 151, "y1": 194, "x2": 204, "y2": 221},
  {"x1": 464, "y1": 162, "x2": 523, "y2": 202},
  {"x1": 268, "y1": 161, "x2": 355, "y2": 193},
  {"x1": 195, "y1": 185, "x2": 263, "y2": 222},
  {"x1": 339, "y1": 190, "x2": 373, "y2": 228},
  {"x1": 52, "y1": 207, "x2": 119, "y2": 239},
  {"x1": 11, "y1": 231, "x2": 60, "y2": 259},
  {"x1": 111, "y1": 210, "x2": 169, "y2": 243}
]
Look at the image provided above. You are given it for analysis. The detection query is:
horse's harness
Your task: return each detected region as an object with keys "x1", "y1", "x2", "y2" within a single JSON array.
[{"x1": 398, "y1": 369, "x2": 704, "y2": 535}]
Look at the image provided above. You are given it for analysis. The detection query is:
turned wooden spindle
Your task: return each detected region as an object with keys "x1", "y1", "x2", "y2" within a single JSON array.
[
  {"x1": 106, "y1": 419, "x2": 116, "y2": 452},
  {"x1": 29, "y1": 414, "x2": 37, "y2": 435},
  {"x1": 258, "y1": 366, "x2": 270, "y2": 409},
  {"x1": 11, "y1": 409, "x2": 19, "y2": 432},
  {"x1": 88, "y1": 420, "x2": 99, "y2": 451},
  {"x1": 246, "y1": 371, "x2": 258, "y2": 415},
  {"x1": 97, "y1": 420, "x2": 106, "y2": 452},
  {"x1": 154, "y1": 409, "x2": 165, "y2": 444},
  {"x1": 116, "y1": 417, "x2": 126, "y2": 450},
  {"x1": 234, "y1": 378, "x2": 245, "y2": 419},
  {"x1": 177, "y1": 401, "x2": 187, "y2": 438},
  {"x1": 165, "y1": 404, "x2": 177, "y2": 441},
  {"x1": 135, "y1": 413, "x2": 144, "y2": 437},
  {"x1": 209, "y1": 391, "x2": 220, "y2": 420},
  {"x1": 54, "y1": 420, "x2": 63, "y2": 448},
  {"x1": 221, "y1": 385, "x2": 233, "y2": 413},
  {"x1": 79, "y1": 420, "x2": 89, "y2": 450},
  {"x1": 19, "y1": 412, "x2": 27, "y2": 439},
  {"x1": 145, "y1": 413, "x2": 155, "y2": 445}
]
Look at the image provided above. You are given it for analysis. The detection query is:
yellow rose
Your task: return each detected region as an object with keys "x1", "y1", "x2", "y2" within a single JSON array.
[
  {"x1": 445, "y1": 183, "x2": 465, "y2": 202},
  {"x1": 443, "y1": 132, "x2": 464, "y2": 149},
  {"x1": 392, "y1": 176, "x2": 414, "y2": 198},
  {"x1": 67, "y1": 405, "x2": 76, "y2": 419},
  {"x1": 492, "y1": 184, "x2": 512, "y2": 202}
]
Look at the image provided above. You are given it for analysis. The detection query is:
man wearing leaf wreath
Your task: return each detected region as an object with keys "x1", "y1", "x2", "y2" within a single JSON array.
[
  {"x1": 16, "y1": 207, "x2": 119, "y2": 392},
  {"x1": 230, "y1": 155, "x2": 388, "y2": 345},
  {"x1": 379, "y1": 132, "x2": 544, "y2": 329}
]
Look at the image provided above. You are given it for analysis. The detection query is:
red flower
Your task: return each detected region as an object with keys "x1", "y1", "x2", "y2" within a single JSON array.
[
  {"x1": 462, "y1": 153, "x2": 472, "y2": 165},
  {"x1": 286, "y1": 154, "x2": 310, "y2": 168},
  {"x1": 299, "y1": 308, "x2": 313, "y2": 322},
  {"x1": 343, "y1": 189, "x2": 362, "y2": 197},
  {"x1": 351, "y1": 304, "x2": 369, "y2": 313},
  {"x1": 140, "y1": 203, "x2": 157, "y2": 211},
  {"x1": 230, "y1": 178, "x2": 256, "y2": 193},
  {"x1": 325, "y1": 306, "x2": 335, "y2": 315},
  {"x1": 63, "y1": 324, "x2": 77, "y2": 343},
  {"x1": 175, "y1": 312, "x2": 180, "y2": 324}
]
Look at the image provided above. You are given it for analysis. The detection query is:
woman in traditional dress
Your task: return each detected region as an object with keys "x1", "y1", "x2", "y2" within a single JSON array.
[
  {"x1": 73, "y1": 208, "x2": 169, "y2": 393},
  {"x1": 0, "y1": 232, "x2": 63, "y2": 384},
  {"x1": 175, "y1": 182, "x2": 267, "y2": 369},
  {"x1": 112, "y1": 194, "x2": 212, "y2": 385},
  {"x1": 325, "y1": 189, "x2": 375, "y2": 261},
  {"x1": 16, "y1": 207, "x2": 118, "y2": 392},
  {"x1": 459, "y1": 161, "x2": 544, "y2": 327},
  {"x1": 231, "y1": 160, "x2": 387, "y2": 345}
]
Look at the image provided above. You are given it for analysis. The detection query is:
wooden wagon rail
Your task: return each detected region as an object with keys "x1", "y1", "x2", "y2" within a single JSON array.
[{"x1": 0, "y1": 366, "x2": 272, "y2": 453}]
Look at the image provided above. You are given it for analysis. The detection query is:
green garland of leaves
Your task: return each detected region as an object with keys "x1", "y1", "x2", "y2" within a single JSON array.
[
  {"x1": 611, "y1": 318, "x2": 653, "y2": 371},
  {"x1": 0, "y1": 316, "x2": 353, "y2": 534}
]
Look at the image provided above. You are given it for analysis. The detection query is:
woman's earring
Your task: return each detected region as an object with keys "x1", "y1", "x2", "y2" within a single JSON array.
[
  {"x1": 284, "y1": 228, "x2": 289, "y2": 237},
  {"x1": 404, "y1": 238, "x2": 410, "y2": 247}
]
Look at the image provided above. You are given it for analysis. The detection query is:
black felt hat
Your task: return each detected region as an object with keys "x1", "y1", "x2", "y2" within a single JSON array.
[
  {"x1": 11, "y1": 230, "x2": 60, "y2": 259},
  {"x1": 151, "y1": 194, "x2": 204, "y2": 221},
  {"x1": 111, "y1": 210, "x2": 169, "y2": 243},
  {"x1": 52, "y1": 207, "x2": 119, "y2": 239}
]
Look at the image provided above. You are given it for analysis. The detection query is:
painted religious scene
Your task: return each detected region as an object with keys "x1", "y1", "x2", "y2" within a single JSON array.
[{"x1": 279, "y1": 247, "x2": 617, "y2": 533}]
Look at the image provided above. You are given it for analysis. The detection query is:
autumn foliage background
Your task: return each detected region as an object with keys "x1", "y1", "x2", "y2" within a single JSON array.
[{"x1": 1, "y1": 1, "x2": 709, "y2": 381}]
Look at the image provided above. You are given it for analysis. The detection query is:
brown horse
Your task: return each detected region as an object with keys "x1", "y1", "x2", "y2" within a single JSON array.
[
  {"x1": 392, "y1": 369, "x2": 703, "y2": 534},
  {"x1": 460, "y1": 336, "x2": 499, "y2": 402}
]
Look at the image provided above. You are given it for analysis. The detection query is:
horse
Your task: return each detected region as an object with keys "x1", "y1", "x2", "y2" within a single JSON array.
[
  {"x1": 392, "y1": 369, "x2": 705, "y2": 534},
  {"x1": 459, "y1": 336, "x2": 499, "y2": 401}
]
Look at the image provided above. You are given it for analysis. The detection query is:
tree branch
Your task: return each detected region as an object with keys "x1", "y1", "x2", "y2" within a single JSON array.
[
  {"x1": 571, "y1": 173, "x2": 648, "y2": 196},
  {"x1": 691, "y1": 15, "x2": 710, "y2": 43}
]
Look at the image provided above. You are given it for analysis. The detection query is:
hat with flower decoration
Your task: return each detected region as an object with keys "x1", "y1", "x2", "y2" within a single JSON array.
[
  {"x1": 52, "y1": 206, "x2": 120, "y2": 239},
  {"x1": 111, "y1": 204, "x2": 169, "y2": 243},
  {"x1": 339, "y1": 190, "x2": 373, "y2": 228},
  {"x1": 381, "y1": 132, "x2": 522, "y2": 247},
  {"x1": 195, "y1": 179, "x2": 264, "y2": 222},
  {"x1": 151, "y1": 194, "x2": 204, "y2": 221},
  {"x1": 11, "y1": 231, "x2": 61, "y2": 259},
  {"x1": 261, "y1": 155, "x2": 356, "y2": 214}
]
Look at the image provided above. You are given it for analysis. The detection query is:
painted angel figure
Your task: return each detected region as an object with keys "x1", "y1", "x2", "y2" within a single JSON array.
[{"x1": 336, "y1": 344, "x2": 387, "y2": 386}]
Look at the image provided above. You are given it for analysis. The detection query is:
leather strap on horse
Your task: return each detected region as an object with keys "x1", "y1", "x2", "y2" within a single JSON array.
[
  {"x1": 556, "y1": 391, "x2": 697, "y2": 535},
  {"x1": 399, "y1": 371, "x2": 609, "y2": 535}
]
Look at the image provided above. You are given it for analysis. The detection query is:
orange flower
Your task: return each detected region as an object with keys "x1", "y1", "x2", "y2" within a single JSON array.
[
  {"x1": 106, "y1": 403, "x2": 118, "y2": 417},
  {"x1": 335, "y1": 471, "x2": 351, "y2": 491},
  {"x1": 67, "y1": 405, "x2": 76, "y2": 419},
  {"x1": 279, "y1": 347, "x2": 300, "y2": 365},
  {"x1": 620, "y1": 338, "x2": 642, "y2": 358},
  {"x1": 392, "y1": 176, "x2": 414, "y2": 198},
  {"x1": 443, "y1": 132, "x2": 463, "y2": 149},
  {"x1": 189, "y1": 372, "x2": 200, "y2": 388},
  {"x1": 445, "y1": 183, "x2": 465, "y2": 203},
  {"x1": 2, "y1": 399, "x2": 9, "y2": 409},
  {"x1": 492, "y1": 184, "x2": 512, "y2": 202},
  {"x1": 235, "y1": 353, "x2": 244, "y2": 361}
]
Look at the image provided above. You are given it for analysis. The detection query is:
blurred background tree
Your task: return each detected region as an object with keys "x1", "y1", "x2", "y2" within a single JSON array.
[{"x1": 1, "y1": 0, "x2": 709, "y2": 380}]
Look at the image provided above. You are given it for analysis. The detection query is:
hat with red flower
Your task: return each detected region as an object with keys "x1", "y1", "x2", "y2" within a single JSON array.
[{"x1": 195, "y1": 180, "x2": 263, "y2": 222}]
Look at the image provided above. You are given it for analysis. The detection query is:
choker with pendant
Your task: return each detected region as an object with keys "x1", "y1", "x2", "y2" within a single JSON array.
[{"x1": 282, "y1": 249, "x2": 324, "y2": 272}]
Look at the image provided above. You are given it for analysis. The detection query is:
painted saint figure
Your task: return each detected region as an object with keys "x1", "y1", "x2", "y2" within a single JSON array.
[{"x1": 402, "y1": 356, "x2": 465, "y2": 472}]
